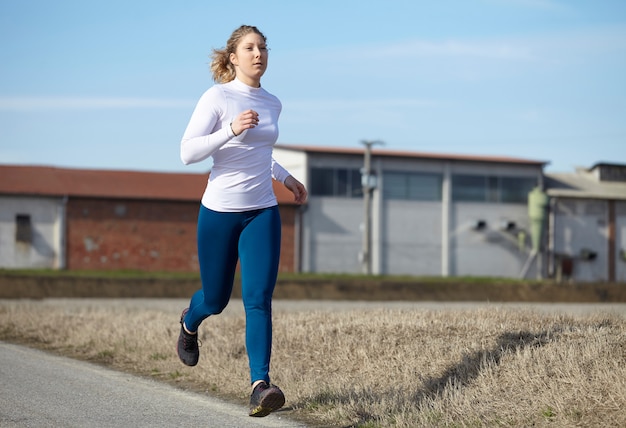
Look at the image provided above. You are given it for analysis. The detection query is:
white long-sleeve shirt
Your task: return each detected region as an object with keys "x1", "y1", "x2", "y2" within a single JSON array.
[{"x1": 180, "y1": 78, "x2": 290, "y2": 212}]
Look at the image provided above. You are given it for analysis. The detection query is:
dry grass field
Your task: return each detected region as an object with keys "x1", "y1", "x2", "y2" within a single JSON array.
[{"x1": 1, "y1": 299, "x2": 625, "y2": 427}]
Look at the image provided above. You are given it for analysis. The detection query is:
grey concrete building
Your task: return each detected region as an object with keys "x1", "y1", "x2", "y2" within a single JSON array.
[
  {"x1": 546, "y1": 163, "x2": 626, "y2": 282},
  {"x1": 3, "y1": 149, "x2": 624, "y2": 282},
  {"x1": 274, "y1": 144, "x2": 547, "y2": 279}
]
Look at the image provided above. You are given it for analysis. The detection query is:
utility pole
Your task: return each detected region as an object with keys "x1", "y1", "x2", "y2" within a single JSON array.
[{"x1": 360, "y1": 140, "x2": 384, "y2": 275}]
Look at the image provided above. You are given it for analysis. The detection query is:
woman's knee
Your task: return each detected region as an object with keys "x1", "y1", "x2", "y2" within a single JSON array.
[
  {"x1": 201, "y1": 294, "x2": 231, "y2": 315},
  {"x1": 242, "y1": 289, "x2": 272, "y2": 312}
]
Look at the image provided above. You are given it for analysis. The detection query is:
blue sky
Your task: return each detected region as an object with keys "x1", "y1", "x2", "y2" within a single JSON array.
[{"x1": 1, "y1": 0, "x2": 625, "y2": 174}]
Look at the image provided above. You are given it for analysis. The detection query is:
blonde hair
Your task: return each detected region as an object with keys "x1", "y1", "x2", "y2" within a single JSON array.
[{"x1": 210, "y1": 25, "x2": 267, "y2": 84}]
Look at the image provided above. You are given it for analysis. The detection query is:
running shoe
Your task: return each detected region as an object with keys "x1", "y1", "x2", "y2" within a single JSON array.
[
  {"x1": 249, "y1": 382, "x2": 285, "y2": 417},
  {"x1": 177, "y1": 308, "x2": 199, "y2": 366}
]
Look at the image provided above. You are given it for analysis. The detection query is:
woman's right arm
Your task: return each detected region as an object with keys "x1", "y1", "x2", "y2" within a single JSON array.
[{"x1": 180, "y1": 88, "x2": 235, "y2": 165}]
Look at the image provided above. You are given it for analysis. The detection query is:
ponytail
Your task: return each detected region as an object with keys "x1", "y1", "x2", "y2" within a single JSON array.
[
  {"x1": 210, "y1": 48, "x2": 235, "y2": 84},
  {"x1": 209, "y1": 25, "x2": 267, "y2": 84}
]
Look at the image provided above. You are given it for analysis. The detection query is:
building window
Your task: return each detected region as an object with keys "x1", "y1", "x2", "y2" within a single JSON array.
[
  {"x1": 15, "y1": 214, "x2": 32, "y2": 243},
  {"x1": 383, "y1": 171, "x2": 442, "y2": 201},
  {"x1": 500, "y1": 177, "x2": 538, "y2": 203},
  {"x1": 310, "y1": 167, "x2": 363, "y2": 198},
  {"x1": 452, "y1": 174, "x2": 537, "y2": 203},
  {"x1": 452, "y1": 175, "x2": 489, "y2": 202}
]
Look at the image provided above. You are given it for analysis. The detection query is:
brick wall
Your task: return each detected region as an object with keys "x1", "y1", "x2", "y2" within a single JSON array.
[
  {"x1": 278, "y1": 206, "x2": 297, "y2": 273},
  {"x1": 66, "y1": 198, "x2": 297, "y2": 273}
]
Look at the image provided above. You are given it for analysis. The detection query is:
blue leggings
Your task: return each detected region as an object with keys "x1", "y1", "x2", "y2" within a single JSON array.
[{"x1": 183, "y1": 205, "x2": 281, "y2": 384}]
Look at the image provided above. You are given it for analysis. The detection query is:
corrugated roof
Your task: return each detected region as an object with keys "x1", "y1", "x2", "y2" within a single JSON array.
[
  {"x1": 0, "y1": 165, "x2": 297, "y2": 204},
  {"x1": 545, "y1": 170, "x2": 626, "y2": 200},
  {"x1": 275, "y1": 144, "x2": 548, "y2": 166}
]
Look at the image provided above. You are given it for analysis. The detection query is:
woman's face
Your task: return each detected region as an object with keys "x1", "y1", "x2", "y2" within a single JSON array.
[{"x1": 230, "y1": 32, "x2": 268, "y2": 87}]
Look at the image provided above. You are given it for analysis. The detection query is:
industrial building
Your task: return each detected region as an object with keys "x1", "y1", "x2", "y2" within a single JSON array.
[
  {"x1": 273, "y1": 145, "x2": 626, "y2": 282},
  {"x1": 1, "y1": 145, "x2": 625, "y2": 282}
]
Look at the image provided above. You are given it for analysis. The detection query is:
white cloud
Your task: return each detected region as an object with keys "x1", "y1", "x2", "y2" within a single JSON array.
[
  {"x1": 311, "y1": 24, "x2": 626, "y2": 66},
  {"x1": 0, "y1": 96, "x2": 193, "y2": 111},
  {"x1": 483, "y1": 0, "x2": 569, "y2": 11},
  {"x1": 370, "y1": 39, "x2": 537, "y2": 62},
  {"x1": 310, "y1": 35, "x2": 539, "y2": 64},
  {"x1": 278, "y1": 97, "x2": 453, "y2": 137},
  {"x1": 285, "y1": 97, "x2": 443, "y2": 111}
]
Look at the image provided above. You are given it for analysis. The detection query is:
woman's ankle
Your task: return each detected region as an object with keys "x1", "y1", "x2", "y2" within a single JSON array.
[
  {"x1": 182, "y1": 322, "x2": 196, "y2": 335},
  {"x1": 251, "y1": 380, "x2": 266, "y2": 390}
]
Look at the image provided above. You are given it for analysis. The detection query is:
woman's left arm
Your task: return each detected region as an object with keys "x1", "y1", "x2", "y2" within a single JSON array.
[{"x1": 271, "y1": 158, "x2": 307, "y2": 204}]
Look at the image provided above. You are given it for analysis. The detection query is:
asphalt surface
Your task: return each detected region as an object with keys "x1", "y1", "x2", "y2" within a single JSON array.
[{"x1": 0, "y1": 342, "x2": 306, "y2": 428}]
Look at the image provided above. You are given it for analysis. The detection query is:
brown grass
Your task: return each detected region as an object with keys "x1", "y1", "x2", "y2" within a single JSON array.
[{"x1": 1, "y1": 299, "x2": 624, "y2": 427}]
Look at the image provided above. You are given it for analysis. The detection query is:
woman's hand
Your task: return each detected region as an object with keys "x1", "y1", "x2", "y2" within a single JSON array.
[
  {"x1": 230, "y1": 110, "x2": 259, "y2": 136},
  {"x1": 284, "y1": 175, "x2": 308, "y2": 204}
]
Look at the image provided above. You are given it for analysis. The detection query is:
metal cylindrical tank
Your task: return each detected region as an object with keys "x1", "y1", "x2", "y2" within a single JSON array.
[{"x1": 528, "y1": 187, "x2": 549, "y2": 252}]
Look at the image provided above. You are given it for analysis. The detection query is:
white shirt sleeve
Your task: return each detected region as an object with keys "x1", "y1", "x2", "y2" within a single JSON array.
[
  {"x1": 180, "y1": 87, "x2": 235, "y2": 165},
  {"x1": 271, "y1": 157, "x2": 291, "y2": 183}
]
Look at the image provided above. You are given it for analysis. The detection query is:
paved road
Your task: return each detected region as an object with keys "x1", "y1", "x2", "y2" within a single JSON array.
[{"x1": 0, "y1": 342, "x2": 305, "y2": 428}]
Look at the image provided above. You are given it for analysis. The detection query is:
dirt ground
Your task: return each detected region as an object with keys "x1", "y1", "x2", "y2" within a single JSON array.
[
  {"x1": 2, "y1": 297, "x2": 624, "y2": 427},
  {"x1": 15, "y1": 297, "x2": 625, "y2": 317},
  {"x1": 1, "y1": 273, "x2": 625, "y2": 302}
]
